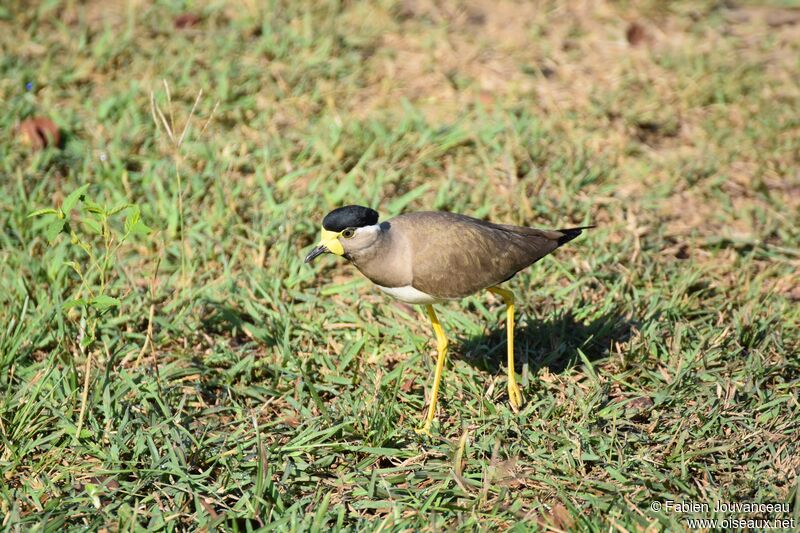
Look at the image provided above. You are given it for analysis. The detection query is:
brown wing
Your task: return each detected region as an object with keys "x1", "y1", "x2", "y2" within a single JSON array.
[{"x1": 390, "y1": 212, "x2": 567, "y2": 299}]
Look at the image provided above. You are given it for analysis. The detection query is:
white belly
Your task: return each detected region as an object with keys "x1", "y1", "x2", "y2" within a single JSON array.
[{"x1": 375, "y1": 284, "x2": 443, "y2": 304}]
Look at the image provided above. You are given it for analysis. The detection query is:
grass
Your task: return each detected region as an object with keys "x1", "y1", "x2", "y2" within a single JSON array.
[{"x1": 1, "y1": 0, "x2": 799, "y2": 530}]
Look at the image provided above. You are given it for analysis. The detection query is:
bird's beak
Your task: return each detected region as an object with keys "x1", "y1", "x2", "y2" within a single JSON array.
[
  {"x1": 304, "y1": 229, "x2": 345, "y2": 264},
  {"x1": 304, "y1": 245, "x2": 327, "y2": 264}
]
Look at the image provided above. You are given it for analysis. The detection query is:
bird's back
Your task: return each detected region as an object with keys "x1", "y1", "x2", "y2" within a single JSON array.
[{"x1": 388, "y1": 211, "x2": 581, "y2": 299}]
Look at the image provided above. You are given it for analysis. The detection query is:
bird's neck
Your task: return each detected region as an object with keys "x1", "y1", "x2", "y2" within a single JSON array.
[
  {"x1": 349, "y1": 224, "x2": 390, "y2": 265},
  {"x1": 351, "y1": 225, "x2": 412, "y2": 288}
]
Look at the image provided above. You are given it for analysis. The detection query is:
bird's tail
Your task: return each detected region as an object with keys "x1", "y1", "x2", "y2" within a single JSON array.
[{"x1": 556, "y1": 225, "x2": 596, "y2": 246}]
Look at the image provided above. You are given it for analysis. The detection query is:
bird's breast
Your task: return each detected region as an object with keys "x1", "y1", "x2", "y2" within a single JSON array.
[{"x1": 375, "y1": 284, "x2": 447, "y2": 304}]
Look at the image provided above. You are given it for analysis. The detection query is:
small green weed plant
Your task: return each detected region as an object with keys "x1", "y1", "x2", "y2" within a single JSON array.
[{"x1": 29, "y1": 184, "x2": 151, "y2": 349}]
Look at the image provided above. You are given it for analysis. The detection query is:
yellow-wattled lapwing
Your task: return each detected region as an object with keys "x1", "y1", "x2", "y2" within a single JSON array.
[{"x1": 305, "y1": 205, "x2": 593, "y2": 435}]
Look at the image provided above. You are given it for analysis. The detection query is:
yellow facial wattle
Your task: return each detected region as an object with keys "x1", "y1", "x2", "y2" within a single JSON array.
[{"x1": 319, "y1": 228, "x2": 344, "y2": 256}]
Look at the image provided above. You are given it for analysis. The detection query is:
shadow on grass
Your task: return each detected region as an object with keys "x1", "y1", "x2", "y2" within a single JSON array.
[
  {"x1": 201, "y1": 301, "x2": 247, "y2": 333},
  {"x1": 199, "y1": 299, "x2": 278, "y2": 346},
  {"x1": 455, "y1": 310, "x2": 635, "y2": 375}
]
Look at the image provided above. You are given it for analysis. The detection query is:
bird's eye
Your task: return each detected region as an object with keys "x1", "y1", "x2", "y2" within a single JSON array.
[{"x1": 341, "y1": 228, "x2": 355, "y2": 239}]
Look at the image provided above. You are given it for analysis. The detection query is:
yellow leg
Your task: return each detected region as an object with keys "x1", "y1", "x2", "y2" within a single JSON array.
[
  {"x1": 488, "y1": 287, "x2": 523, "y2": 411},
  {"x1": 416, "y1": 304, "x2": 448, "y2": 436}
]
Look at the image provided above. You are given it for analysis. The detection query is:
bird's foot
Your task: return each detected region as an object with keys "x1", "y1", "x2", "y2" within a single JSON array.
[
  {"x1": 508, "y1": 380, "x2": 523, "y2": 412},
  {"x1": 414, "y1": 421, "x2": 434, "y2": 437}
]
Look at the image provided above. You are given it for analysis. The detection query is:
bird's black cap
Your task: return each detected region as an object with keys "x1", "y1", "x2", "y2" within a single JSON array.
[{"x1": 322, "y1": 205, "x2": 379, "y2": 232}]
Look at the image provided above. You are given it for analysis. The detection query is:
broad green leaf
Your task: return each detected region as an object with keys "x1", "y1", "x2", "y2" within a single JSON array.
[
  {"x1": 83, "y1": 198, "x2": 104, "y2": 215},
  {"x1": 83, "y1": 217, "x2": 102, "y2": 234},
  {"x1": 83, "y1": 482, "x2": 102, "y2": 509},
  {"x1": 27, "y1": 208, "x2": 59, "y2": 218},
  {"x1": 62, "y1": 184, "x2": 90, "y2": 215},
  {"x1": 129, "y1": 219, "x2": 151, "y2": 236},
  {"x1": 45, "y1": 219, "x2": 65, "y2": 244},
  {"x1": 123, "y1": 206, "x2": 150, "y2": 236},
  {"x1": 63, "y1": 261, "x2": 82, "y2": 276},
  {"x1": 62, "y1": 421, "x2": 94, "y2": 439},
  {"x1": 108, "y1": 202, "x2": 132, "y2": 216},
  {"x1": 89, "y1": 295, "x2": 121, "y2": 311},
  {"x1": 62, "y1": 298, "x2": 87, "y2": 309},
  {"x1": 124, "y1": 206, "x2": 141, "y2": 234}
]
